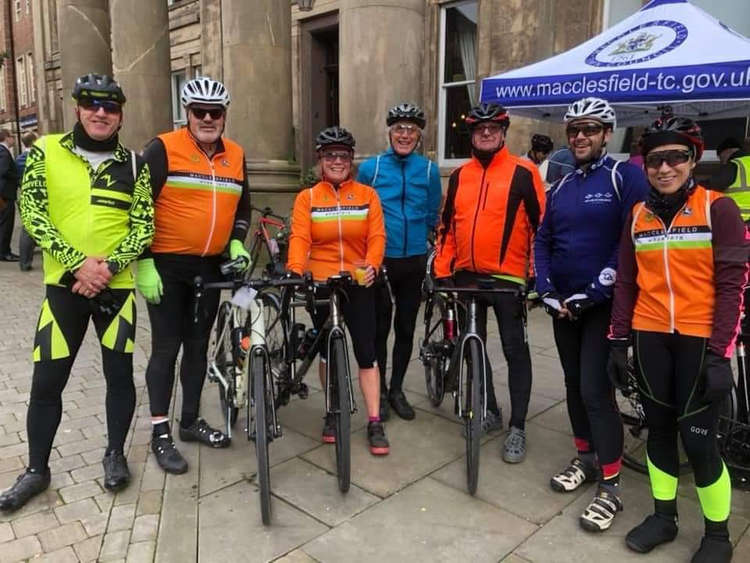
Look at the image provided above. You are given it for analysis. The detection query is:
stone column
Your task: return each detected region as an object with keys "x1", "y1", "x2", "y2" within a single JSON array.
[
  {"x1": 58, "y1": 0, "x2": 111, "y2": 131},
  {"x1": 110, "y1": 0, "x2": 172, "y2": 149},
  {"x1": 220, "y1": 0, "x2": 299, "y2": 205},
  {"x1": 339, "y1": 0, "x2": 425, "y2": 158}
]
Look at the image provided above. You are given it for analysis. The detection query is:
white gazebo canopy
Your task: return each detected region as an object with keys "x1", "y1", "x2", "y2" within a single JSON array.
[{"x1": 479, "y1": 0, "x2": 750, "y2": 126}]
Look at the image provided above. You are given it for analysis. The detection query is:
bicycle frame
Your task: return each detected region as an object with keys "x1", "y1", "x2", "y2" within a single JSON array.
[
  {"x1": 454, "y1": 297, "x2": 489, "y2": 420},
  {"x1": 323, "y1": 286, "x2": 356, "y2": 416}
]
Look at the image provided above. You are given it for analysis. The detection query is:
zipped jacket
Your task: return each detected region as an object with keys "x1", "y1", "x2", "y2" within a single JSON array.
[
  {"x1": 286, "y1": 179, "x2": 385, "y2": 281},
  {"x1": 434, "y1": 145, "x2": 545, "y2": 284},
  {"x1": 356, "y1": 147, "x2": 442, "y2": 258},
  {"x1": 142, "y1": 127, "x2": 251, "y2": 257}
]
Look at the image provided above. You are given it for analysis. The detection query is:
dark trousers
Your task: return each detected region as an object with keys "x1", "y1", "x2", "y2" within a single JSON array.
[
  {"x1": 0, "y1": 200, "x2": 15, "y2": 256},
  {"x1": 19, "y1": 226, "x2": 35, "y2": 267},
  {"x1": 552, "y1": 302, "x2": 623, "y2": 478},
  {"x1": 375, "y1": 255, "x2": 426, "y2": 393},
  {"x1": 27, "y1": 286, "x2": 136, "y2": 471},
  {"x1": 145, "y1": 254, "x2": 221, "y2": 424}
]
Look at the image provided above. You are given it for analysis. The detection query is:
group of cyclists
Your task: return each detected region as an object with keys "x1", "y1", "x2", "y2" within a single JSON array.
[{"x1": 0, "y1": 70, "x2": 745, "y2": 563}]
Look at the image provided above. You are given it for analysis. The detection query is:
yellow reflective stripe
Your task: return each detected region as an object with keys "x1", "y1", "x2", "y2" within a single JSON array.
[
  {"x1": 646, "y1": 454, "x2": 678, "y2": 501},
  {"x1": 33, "y1": 299, "x2": 70, "y2": 361},
  {"x1": 696, "y1": 462, "x2": 731, "y2": 522}
]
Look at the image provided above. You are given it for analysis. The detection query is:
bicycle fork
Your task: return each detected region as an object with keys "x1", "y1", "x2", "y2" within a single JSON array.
[
  {"x1": 455, "y1": 299, "x2": 488, "y2": 421},
  {"x1": 324, "y1": 292, "x2": 357, "y2": 416}
]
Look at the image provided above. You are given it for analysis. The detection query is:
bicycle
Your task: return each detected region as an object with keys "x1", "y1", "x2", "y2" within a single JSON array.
[
  {"x1": 274, "y1": 272, "x2": 359, "y2": 493},
  {"x1": 419, "y1": 273, "x2": 521, "y2": 495},
  {"x1": 195, "y1": 269, "x2": 309, "y2": 525},
  {"x1": 246, "y1": 205, "x2": 290, "y2": 279}
]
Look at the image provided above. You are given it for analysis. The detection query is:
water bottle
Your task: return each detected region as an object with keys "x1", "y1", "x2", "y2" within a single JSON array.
[
  {"x1": 267, "y1": 237, "x2": 280, "y2": 258},
  {"x1": 443, "y1": 306, "x2": 456, "y2": 341},
  {"x1": 297, "y1": 327, "x2": 319, "y2": 358}
]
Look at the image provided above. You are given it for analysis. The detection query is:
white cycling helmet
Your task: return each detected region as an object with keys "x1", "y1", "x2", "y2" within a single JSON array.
[
  {"x1": 564, "y1": 97, "x2": 616, "y2": 129},
  {"x1": 180, "y1": 77, "x2": 231, "y2": 108}
]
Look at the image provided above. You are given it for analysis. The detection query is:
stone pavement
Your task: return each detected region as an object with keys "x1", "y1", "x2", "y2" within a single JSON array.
[{"x1": 0, "y1": 260, "x2": 748, "y2": 562}]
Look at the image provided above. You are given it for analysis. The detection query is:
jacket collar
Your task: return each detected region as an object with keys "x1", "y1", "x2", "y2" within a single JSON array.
[
  {"x1": 182, "y1": 126, "x2": 226, "y2": 158},
  {"x1": 60, "y1": 130, "x2": 129, "y2": 162},
  {"x1": 575, "y1": 151, "x2": 610, "y2": 175}
]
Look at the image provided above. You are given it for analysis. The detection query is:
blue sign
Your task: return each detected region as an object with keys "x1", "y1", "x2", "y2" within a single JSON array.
[{"x1": 585, "y1": 20, "x2": 688, "y2": 68}]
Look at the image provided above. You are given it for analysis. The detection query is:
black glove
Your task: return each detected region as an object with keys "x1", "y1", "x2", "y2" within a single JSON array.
[
  {"x1": 700, "y1": 351, "x2": 734, "y2": 403},
  {"x1": 607, "y1": 339, "x2": 630, "y2": 391},
  {"x1": 541, "y1": 291, "x2": 564, "y2": 318},
  {"x1": 285, "y1": 270, "x2": 302, "y2": 280},
  {"x1": 564, "y1": 293, "x2": 596, "y2": 319},
  {"x1": 434, "y1": 276, "x2": 455, "y2": 290},
  {"x1": 526, "y1": 277, "x2": 539, "y2": 303}
]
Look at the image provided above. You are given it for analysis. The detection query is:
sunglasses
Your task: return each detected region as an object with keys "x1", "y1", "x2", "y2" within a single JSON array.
[
  {"x1": 566, "y1": 124, "x2": 604, "y2": 138},
  {"x1": 78, "y1": 99, "x2": 122, "y2": 115},
  {"x1": 190, "y1": 107, "x2": 225, "y2": 120},
  {"x1": 645, "y1": 149, "x2": 692, "y2": 169},
  {"x1": 321, "y1": 150, "x2": 353, "y2": 163},
  {"x1": 391, "y1": 124, "x2": 420, "y2": 136}
]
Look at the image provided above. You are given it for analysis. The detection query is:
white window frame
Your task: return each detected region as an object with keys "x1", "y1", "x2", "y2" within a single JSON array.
[
  {"x1": 0, "y1": 67, "x2": 6, "y2": 112},
  {"x1": 438, "y1": 0, "x2": 478, "y2": 168},
  {"x1": 26, "y1": 53, "x2": 35, "y2": 104},
  {"x1": 171, "y1": 71, "x2": 187, "y2": 128},
  {"x1": 25, "y1": 0, "x2": 30, "y2": 14},
  {"x1": 16, "y1": 56, "x2": 27, "y2": 107},
  {"x1": 14, "y1": 0, "x2": 21, "y2": 21}
]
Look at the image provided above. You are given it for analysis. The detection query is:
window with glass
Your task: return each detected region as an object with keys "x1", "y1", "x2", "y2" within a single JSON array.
[
  {"x1": 14, "y1": 0, "x2": 21, "y2": 21},
  {"x1": 439, "y1": 1, "x2": 478, "y2": 164},
  {"x1": 26, "y1": 53, "x2": 35, "y2": 103},
  {"x1": 16, "y1": 57, "x2": 27, "y2": 107},
  {"x1": 171, "y1": 71, "x2": 187, "y2": 127},
  {"x1": 0, "y1": 68, "x2": 6, "y2": 112}
]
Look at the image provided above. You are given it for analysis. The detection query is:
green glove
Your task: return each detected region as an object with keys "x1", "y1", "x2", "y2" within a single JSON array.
[
  {"x1": 229, "y1": 239, "x2": 251, "y2": 272},
  {"x1": 135, "y1": 258, "x2": 163, "y2": 304}
]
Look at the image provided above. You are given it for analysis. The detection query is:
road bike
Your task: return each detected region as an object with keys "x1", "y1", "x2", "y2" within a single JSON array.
[
  {"x1": 195, "y1": 268, "x2": 308, "y2": 525},
  {"x1": 246, "y1": 205, "x2": 289, "y2": 280},
  {"x1": 419, "y1": 269, "x2": 521, "y2": 495}
]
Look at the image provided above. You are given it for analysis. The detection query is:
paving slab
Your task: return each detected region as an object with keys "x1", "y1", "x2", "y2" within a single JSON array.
[
  {"x1": 302, "y1": 409, "x2": 465, "y2": 498},
  {"x1": 432, "y1": 422, "x2": 593, "y2": 524},
  {"x1": 270, "y1": 457, "x2": 380, "y2": 526},
  {"x1": 303, "y1": 477, "x2": 537, "y2": 563},
  {"x1": 514, "y1": 471, "x2": 749, "y2": 563},
  {"x1": 197, "y1": 480, "x2": 328, "y2": 562}
]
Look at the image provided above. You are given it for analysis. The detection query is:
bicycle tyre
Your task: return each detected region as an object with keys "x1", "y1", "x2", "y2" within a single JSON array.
[
  {"x1": 245, "y1": 292, "x2": 284, "y2": 378},
  {"x1": 214, "y1": 302, "x2": 239, "y2": 429},
  {"x1": 463, "y1": 338, "x2": 482, "y2": 495},
  {"x1": 423, "y1": 296, "x2": 447, "y2": 407},
  {"x1": 331, "y1": 336, "x2": 351, "y2": 493},
  {"x1": 252, "y1": 354, "x2": 272, "y2": 525}
]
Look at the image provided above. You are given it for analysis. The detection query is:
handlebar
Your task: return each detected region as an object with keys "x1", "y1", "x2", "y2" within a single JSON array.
[
  {"x1": 433, "y1": 285, "x2": 523, "y2": 298},
  {"x1": 251, "y1": 205, "x2": 286, "y2": 222}
]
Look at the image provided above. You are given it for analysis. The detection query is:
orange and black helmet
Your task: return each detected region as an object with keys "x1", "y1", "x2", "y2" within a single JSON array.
[{"x1": 465, "y1": 103, "x2": 509, "y2": 129}]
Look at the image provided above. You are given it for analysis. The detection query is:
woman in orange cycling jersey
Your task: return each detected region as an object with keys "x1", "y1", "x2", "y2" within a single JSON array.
[
  {"x1": 608, "y1": 117, "x2": 747, "y2": 563},
  {"x1": 287, "y1": 127, "x2": 389, "y2": 455}
]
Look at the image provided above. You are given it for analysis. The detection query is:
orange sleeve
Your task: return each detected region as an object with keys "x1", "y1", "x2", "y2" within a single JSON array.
[
  {"x1": 365, "y1": 188, "x2": 386, "y2": 270},
  {"x1": 433, "y1": 222, "x2": 456, "y2": 278},
  {"x1": 286, "y1": 189, "x2": 312, "y2": 275}
]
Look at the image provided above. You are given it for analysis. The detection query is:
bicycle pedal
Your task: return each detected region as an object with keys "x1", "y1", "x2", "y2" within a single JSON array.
[{"x1": 298, "y1": 383, "x2": 309, "y2": 400}]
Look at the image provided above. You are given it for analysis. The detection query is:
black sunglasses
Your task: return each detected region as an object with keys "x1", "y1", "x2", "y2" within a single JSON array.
[
  {"x1": 78, "y1": 99, "x2": 122, "y2": 115},
  {"x1": 566, "y1": 124, "x2": 604, "y2": 138},
  {"x1": 191, "y1": 107, "x2": 225, "y2": 120},
  {"x1": 644, "y1": 149, "x2": 692, "y2": 169}
]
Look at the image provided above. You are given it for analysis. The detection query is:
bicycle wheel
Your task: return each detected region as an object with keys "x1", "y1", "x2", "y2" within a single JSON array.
[
  {"x1": 245, "y1": 292, "x2": 284, "y2": 376},
  {"x1": 214, "y1": 302, "x2": 239, "y2": 429},
  {"x1": 463, "y1": 338, "x2": 482, "y2": 495},
  {"x1": 422, "y1": 295, "x2": 447, "y2": 407},
  {"x1": 251, "y1": 354, "x2": 272, "y2": 525},
  {"x1": 330, "y1": 336, "x2": 351, "y2": 493}
]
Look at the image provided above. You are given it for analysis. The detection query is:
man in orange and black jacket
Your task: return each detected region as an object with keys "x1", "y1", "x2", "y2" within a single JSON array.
[{"x1": 434, "y1": 103, "x2": 545, "y2": 463}]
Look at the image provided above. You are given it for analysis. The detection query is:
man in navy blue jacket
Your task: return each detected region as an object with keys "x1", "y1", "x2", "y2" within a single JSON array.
[
  {"x1": 357, "y1": 103, "x2": 442, "y2": 420},
  {"x1": 535, "y1": 97, "x2": 649, "y2": 533}
]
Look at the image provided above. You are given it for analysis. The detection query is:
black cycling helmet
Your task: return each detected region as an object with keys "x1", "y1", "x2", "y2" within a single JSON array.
[
  {"x1": 387, "y1": 103, "x2": 426, "y2": 129},
  {"x1": 465, "y1": 103, "x2": 510, "y2": 129},
  {"x1": 531, "y1": 134, "x2": 554, "y2": 153},
  {"x1": 72, "y1": 73, "x2": 126, "y2": 104},
  {"x1": 315, "y1": 126, "x2": 356, "y2": 151},
  {"x1": 640, "y1": 116, "x2": 704, "y2": 161}
]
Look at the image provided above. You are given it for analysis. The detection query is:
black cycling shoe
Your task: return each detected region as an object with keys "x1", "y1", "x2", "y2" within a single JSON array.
[
  {"x1": 389, "y1": 390, "x2": 415, "y2": 420},
  {"x1": 179, "y1": 418, "x2": 230, "y2": 448},
  {"x1": 626, "y1": 514, "x2": 678, "y2": 553},
  {"x1": 379, "y1": 391, "x2": 390, "y2": 422},
  {"x1": 102, "y1": 451, "x2": 130, "y2": 492},
  {"x1": 691, "y1": 535, "x2": 732, "y2": 563},
  {"x1": 151, "y1": 433, "x2": 188, "y2": 474},
  {"x1": 0, "y1": 469, "x2": 50, "y2": 512}
]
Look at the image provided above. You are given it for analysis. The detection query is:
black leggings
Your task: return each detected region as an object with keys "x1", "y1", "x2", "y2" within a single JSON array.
[
  {"x1": 375, "y1": 255, "x2": 425, "y2": 393},
  {"x1": 27, "y1": 285, "x2": 136, "y2": 471},
  {"x1": 145, "y1": 254, "x2": 220, "y2": 424},
  {"x1": 454, "y1": 271, "x2": 532, "y2": 429},
  {"x1": 310, "y1": 284, "x2": 376, "y2": 369},
  {"x1": 552, "y1": 302, "x2": 623, "y2": 478}
]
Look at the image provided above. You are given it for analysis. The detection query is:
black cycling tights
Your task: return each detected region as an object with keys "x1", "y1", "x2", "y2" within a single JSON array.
[
  {"x1": 634, "y1": 330, "x2": 730, "y2": 523},
  {"x1": 145, "y1": 254, "x2": 220, "y2": 427},
  {"x1": 375, "y1": 255, "x2": 425, "y2": 394},
  {"x1": 27, "y1": 286, "x2": 136, "y2": 471},
  {"x1": 553, "y1": 303, "x2": 623, "y2": 478}
]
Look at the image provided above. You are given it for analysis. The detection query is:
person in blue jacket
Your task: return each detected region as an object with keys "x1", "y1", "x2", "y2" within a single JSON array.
[
  {"x1": 534, "y1": 97, "x2": 649, "y2": 533},
  {"x1": 357, "y1": 103, "x2": 442, "y2": 420}
]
